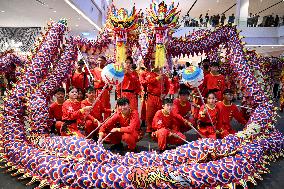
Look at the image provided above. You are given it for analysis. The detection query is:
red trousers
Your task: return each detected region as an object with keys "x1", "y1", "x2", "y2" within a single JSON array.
[
  {"x1": 85, "y1": 120, "x2": 99, "y2": 137},
  {"x1": 140, "y1": 98, "x2": 146, "y2": 120},
  {"x1": 119, "y1": 92, "x2": 138, "y2": 111},
  {"x1": 96, "y1": 89, "x2": 111, "y2": 118},
  {"x1": 102, "y1": 131, "x2": 139, "y2": 150},
  {"x1": 198, "y1": 125, "x2": 216, "y2": 139},
  {"x1": 173, "y1": 118, "x2": 195, "y2": 133},
  {"x1": 146, "y1": 94, "x2": 162, "y2": 133},
  {"x1": 152, "y1": 128, "x2": 185, "y2": 151}
]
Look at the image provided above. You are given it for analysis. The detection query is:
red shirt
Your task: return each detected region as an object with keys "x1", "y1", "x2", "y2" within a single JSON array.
[
  {"x1": 68, "y1": 71, "x2": 89, "y2": 92},
  {"x1": 91, "y1": 67, "x2": 105, "y2": 89},
  {"x1": 172, "y1": 99, "x2": 191, "y2": 123},
  {"x1": 99, "y1": 110, "x2": 140, "y2": 134},
  {"x1": 198, "y1": 105, "x2": 219, "y2": 126},
  {"x1": 141, "y1": 72, "x2": 170, "y2": 96},
  {"x1": 216, "y1": 101, "x2": 247, "y2": 130},
  {"x1": 152, "y1": 110, "x2": 173, "y2": 130},
  {"x1": 81, "y1": 99, "x2": 110, "y2": 121},
  {"x1": 168, "y1": 76, "x2": 179, "y2": 95},
  {"x1": 49, "y1": 102, "x2": 63, "y2": 121},
  {"x1": 62, "y1": 99, "x2": 83, "y2": 121},
  {"x1": 117, "y1": 70, "x2": 141, "y2": 95},
  {"x1": 203, "y1": 72, "x2": 225, "y2": 92}
]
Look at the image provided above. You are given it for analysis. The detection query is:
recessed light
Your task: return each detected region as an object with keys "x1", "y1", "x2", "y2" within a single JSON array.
[
  {"x1": 82, "y1": 32, "x2": 90, "y2": 36},
  {"x1": 78, "y1": 17, "x2": 81, "y2": 20},
  {"x1": 272, "y1": 47, "x2": 274, "y2": 48},
  {"x1": 75, "y1": 24, "x2": 79, "y2": 27},
  {"x1": 1, "y1": 10, "x2": 5, "y2": 13},
  {"x1": 53, "y1": 10, "x2": 57, "y2": 13}
]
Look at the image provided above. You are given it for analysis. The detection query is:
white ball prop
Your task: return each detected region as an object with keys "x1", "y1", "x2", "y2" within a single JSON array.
[
  {"x1": 182, "y1": 66, "x2": 204, "y2": 88},
  {"x1": 101, "y1": 63, "x2": 124, "y2": 85}
]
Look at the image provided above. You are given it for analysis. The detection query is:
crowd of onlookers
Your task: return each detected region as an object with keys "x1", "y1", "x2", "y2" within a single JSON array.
[
  {"x1": 248, "y1": 14, "x2": 284, "y2": 27},
  {"x1": 182, "y1": 13, "x2": 236, "y2": 27},
  {"x1": 182, "y1": 13, "x2": 284, "y2": 27}
]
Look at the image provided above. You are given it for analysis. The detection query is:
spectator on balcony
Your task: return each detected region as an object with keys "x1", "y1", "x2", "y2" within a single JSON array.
[
  {"x1": 216, "y1": 14, "x2": 220, "y2": 25},
  {"x1": 220, "y1": 14, "x2": 226, "y2": 26},
  {"x1": 275, "y1": 15, "x2": 280, "y2": 27},
  {"x1": 205, "y1": 13, "x2": 209, "y2": 27},
  {"x1": 199, "y1": 14, "x2": 204, "y2": 27},
  {"x1": 247, "y1": 13, "x2": 253, "y2": 27},
  {"x1": 252, "y1": 14, "x2": 259, "y2": 27},
  {"x1": 184, "y1": 14, "x2": 190, "y2": 27},
  {"x1": 228, "y1": 14, "x2": 235, "y2": 26}
]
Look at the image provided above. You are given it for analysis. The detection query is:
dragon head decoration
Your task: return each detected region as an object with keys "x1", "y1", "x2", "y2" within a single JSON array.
[
  {"x1": 146, "y1": 1, "x2": 180, "y2": 68},
  {"x1": 106, "y1": 3, "x2": 140, "y2": 65}
]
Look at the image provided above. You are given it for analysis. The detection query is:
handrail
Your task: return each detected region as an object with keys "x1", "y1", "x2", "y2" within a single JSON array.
[{"x1": 257, "y1": 0, "x2": 284, "y2": 15}]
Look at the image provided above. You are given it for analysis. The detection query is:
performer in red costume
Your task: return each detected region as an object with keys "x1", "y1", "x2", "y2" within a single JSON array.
[
  {"x1": 91, "y1": 56, "x2": 111, "y2": 118},
  {"x1": 202, "y1": 62, "x2": 225, "y2": 101},
  {"x1": 198, "y1": 91, "x2": 219, "y2": 139},
  {"x1": 141, "y1": 67, "x2": 170, "y2": 133},
  {"x1": 216, "y1": 89, "x2": 247, "y2": 138},
  {"x1": 152, "y1": 98, "x2": 186, "y2": 152},
  {"x1": 81, "y1": 87, "x2": 112, "y2": 137},
  {"x1": 98, "y1": 97, "x2": 140, "y2": 151},
  {"x1": 172, "y1": 89, "x2": 195, "y2": 133},
  {"x1": 66, "y1": 59, "x2": 89, "y2": 94},
  {"x1": 49, "y1": 87, "x2": 65, "y2": 134},
  {"x1": 116, "y1": 56, "x2": 141, "y2": 111},
  {"x1": 61, "y1": 87, "x2": 92, "y2": 137},
  {"x1": 168, "y1": 71, "x2": 180, "y2": 99},
  {"x1": 202, "y1": 59, "x2": 210, "y2": 77},
  {"x1": 138, "y1": 64, "x2": 149, "y2": 127}
]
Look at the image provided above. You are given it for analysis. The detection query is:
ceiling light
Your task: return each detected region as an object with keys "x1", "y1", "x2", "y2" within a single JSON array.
[
  {"x1": 1, "y1": 10, "x2": 5, "y2": 13},
  {"x1": 53, "y1": 10, "x2": 57, "y2": 13},
  {"x1": 75, "y1": 24, "x2": 79, "y2": 27},
  {"x1": 82, "y1": 32, "x2": 90, "y2": 36},
  {"x1": 64, "y1": 0, "x2": 101, "y2": 31}
]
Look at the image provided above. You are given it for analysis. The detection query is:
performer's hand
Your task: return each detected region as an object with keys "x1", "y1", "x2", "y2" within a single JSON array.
[
  {"x1": 156, "y1": 75, "x2": 162, "y2": 80},
  {"x1": 98, "y1": 132, "x2": 104, "y2": 143},
  {"x1": 151, "y1": 131, "x2": 157, "y2": 137},
  {"x1": 185, "y1": 120, "x2": 193, "y2": 127},
  {"x1": 110, "y1": 128, "x2": 120, "y2": 133},
  {"x1": 93, "y1": 118, "x2": 100, "y2": 125},
  {"x1": 82, "y1": 106, "x2": 92, "y2": 114}
]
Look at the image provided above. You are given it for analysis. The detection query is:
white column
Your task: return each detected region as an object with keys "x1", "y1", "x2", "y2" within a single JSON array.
[{"x1": 236, "y1": 0, "x2": 249, "y2": 27}]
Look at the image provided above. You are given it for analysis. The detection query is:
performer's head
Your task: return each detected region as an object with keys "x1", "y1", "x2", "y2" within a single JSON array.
[
  {"x1": 222, "y1": 89, "x2": 233, "y2": 102},
  {"x1": 162, "y1": 97, "x2": 173, "y2": 114},
  {"x1": 210, "y1": 62, "x2": 220, "y2": 74},
  {"x1": 206, "y1": 90, "x2": 217, "y2": 105},
  {"x1": 117, "y1": 97, "x2": 130, "y2": 115},
  {"x1": 77, "y1": 88, "x2": 84, "y2": 102},
  {"x1": 86, "y1": 86, "x2": 95, "y2": 100},
  {"x1": 54, "y1": 87, "x2": 65, "y2": 103},
  {"x1": 124, "y1": 56, "x2": 133, "y2": 71},
  {"x1": 179, "y1": 89, "x2": 190, "y2": 102},
  {"x1": 76, "y1": 59, "x2": 84, "y2": 71},
  {"x1": 68, "y1": 87, "x2": 78, "y2": 101},
  {"x1": 97, "y1": 56, "x2": 107, "y2": 68}
]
